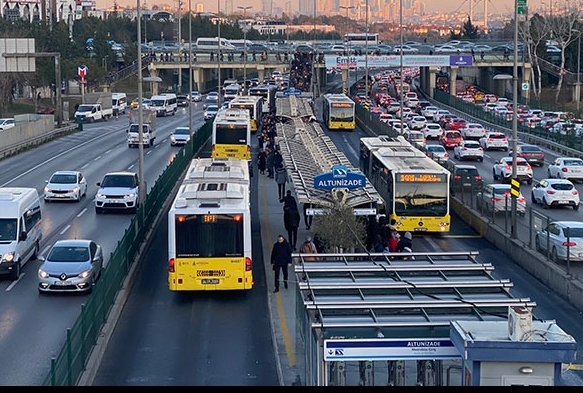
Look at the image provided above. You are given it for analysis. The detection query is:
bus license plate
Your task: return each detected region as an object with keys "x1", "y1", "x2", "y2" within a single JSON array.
[{"x1": 202, "y1": 279, "x2": 219, "y2": 284}]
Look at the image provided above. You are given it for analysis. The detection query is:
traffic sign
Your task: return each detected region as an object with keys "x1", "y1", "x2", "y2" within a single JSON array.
[
  {"x1": 511, "y1": 179, "x2": 520, "y2": 198},
  {"x1": 517, "y1": 0, "x2": 527, "y2": 15},
  {"x1": 283, "y1": 87, "x2": 302, "y2": 96},
  {"x1": 78, "y1": 65, "x2": 88, "y2": 78},
  {"x1": 522, "y1": 82, "x2": 529, "y2": 91}
]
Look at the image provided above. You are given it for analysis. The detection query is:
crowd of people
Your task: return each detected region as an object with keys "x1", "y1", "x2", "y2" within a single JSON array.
[{"x1": 367, "y1": 215, "x2": 414, "y2": 257}]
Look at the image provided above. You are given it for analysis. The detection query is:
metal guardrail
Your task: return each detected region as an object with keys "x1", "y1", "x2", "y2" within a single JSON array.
[{"x1": 0, "y1": 123, "x2": 78, "y2": 160}]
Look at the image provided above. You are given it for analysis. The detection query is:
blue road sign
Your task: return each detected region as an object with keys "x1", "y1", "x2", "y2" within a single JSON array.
[
  {"x1": 283, "y1": 87, "x2": 302, "y2": 96},
  {"x1": 313, "y1": 165, "x2": 366, "y2": 191},
  {"x1": 449, "y1": 55, "x2": 473, "y2": 66}
]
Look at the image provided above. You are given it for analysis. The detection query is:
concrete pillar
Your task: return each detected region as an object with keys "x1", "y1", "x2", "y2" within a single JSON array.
[
  {"x1": 257, "y1": 65, "x2": 265, "y2": 84},
  {"x1": 148, "y1": 67, "x2": 159, "y2": 96},
  {"x1": 341, "y1": 67, "x2": 349, "y2": 94},
  {"x1": 450, "y1": 67, "x2": 458, "y2": 97},
  {"x1": 428, "y1": 67, "x2": 437, "y2": 99},
  {"x1": 192, "y1": 67, "x2": 203, "y2": 92}
]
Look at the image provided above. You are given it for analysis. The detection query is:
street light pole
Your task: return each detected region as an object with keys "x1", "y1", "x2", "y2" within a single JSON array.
[
  {"x1": 364, "y1": 0, "x2": 369, "y2": 99},
  {"x1": 578, "y1": 30, "x2": 581, "y2": 112},
  {"x1": 217, "y1": 0, "x2": 221, "y2": 107},
  {"x1": 188, "y1": 0, "x2": 193, "y2": 137},
  {"x1": 340, "y1": 5, "x2": 354, "y2": 94},
  {"x1": 238, "y1": 6, "x2": 252, "y2": 95},
  {"x1": 511, "y1": 0, "x2": 519, "y2": 238},
  {"x1": 137, "y1": 0, "x2": 146, "y2": 205}
]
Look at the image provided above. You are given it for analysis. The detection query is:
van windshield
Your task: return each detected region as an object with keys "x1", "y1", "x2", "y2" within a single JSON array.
[{"x1": 0, "y1": 218, "x2": 18, "y2": 241}]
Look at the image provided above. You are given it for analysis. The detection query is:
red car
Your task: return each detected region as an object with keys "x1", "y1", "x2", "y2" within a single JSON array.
[
  {"x1": 446, "y1": 118, "x2": 468, "y2": 130},
  {"x1": 440, "y1": 130, "x2": 463, "y2": 149}
]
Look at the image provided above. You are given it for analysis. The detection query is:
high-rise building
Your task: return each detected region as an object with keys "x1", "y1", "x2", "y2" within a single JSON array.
[
  {"x1": 225, "y1": 0, "x2": 233, "y2": 15},
  {"x1": 196, "y1": 3, "x2": 203, "y2": 13}
]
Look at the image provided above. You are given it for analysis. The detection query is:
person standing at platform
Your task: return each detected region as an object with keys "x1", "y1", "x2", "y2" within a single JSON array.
[
  {"x1": 275, "y1": 166, "x2": 288, "y2": 202},
  {"x1": 271, "y1": 234, "x2": 292, "y2": 293},
  {"x1": 284, "y1": 203, "x2": 301, "y2": 251}
]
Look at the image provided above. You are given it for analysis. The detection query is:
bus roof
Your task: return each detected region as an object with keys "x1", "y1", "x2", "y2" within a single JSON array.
[
  {"x1": 183, "y1": 158, "x2": 250, "y2": 185},
  {"x1": 372, "y1": 147, "x2": 450, "y2": 174},
  {"x1": 172, "y1": 181, "x2": 250, "y2": 211},
  {"x1": 323, "y1": 93, "x2": 355, "y2": 104},
  {"x1": 214, "y1": 107, "x2": 250, "y2": 122}
]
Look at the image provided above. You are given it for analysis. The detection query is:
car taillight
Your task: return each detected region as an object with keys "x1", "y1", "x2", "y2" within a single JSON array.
[
  {"x1": 474, "y1": 175, "x2": 482, "y2": 181},
  {"x1": 505, "y1": 165, "x2": 512, "y2": 170},
  {"x1": 563, "y1": 241, "x2": 577, "y2": 247},
  {"x1": 562, "y1": 167, "x2": 568, "y2": 172},
  {"x1": 168, "y1": 258, "x2": 175, "y2": 273},
  {"x1": 518, "y1": 197, "x2": 526, "y2": 203},
  {"x1": 546, "y1": 190, "x2": 556, "y2": 195},
  {"x1": 573, "y1": 190, "x2": 579, "y2": 195},
  {"x1": 454, "y1": 174, "x2": 461, "y2": 179}
]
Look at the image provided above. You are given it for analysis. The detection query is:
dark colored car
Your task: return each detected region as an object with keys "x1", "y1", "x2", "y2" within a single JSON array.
[
  {"x1": 176, "y1": 95, "x2": 189, "y2": 107},
  {"x1": 510, "y1": 144, "x2": 546, "y2": 167},
  {"x1": 448, "y1": 163, "x2": 482, "y2": 194}
]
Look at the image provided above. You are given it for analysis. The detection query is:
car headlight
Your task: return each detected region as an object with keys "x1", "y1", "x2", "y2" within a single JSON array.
[
  {"x1": 79, "y1": 270, "x2": 91, "y2": 279},
  {"x1": 44, "y1": 186, "x2": 50, "y2": 193},
  {"x1": 38, "y1": 269, "x2": 49, "y2": 278},
  {"x1": 96, "y1": 192, "x2": 106, "y2": 199},
  {"x1": 1, "y1": 252, "x2": 15, "y2": 263},
  {"x1": 170, "y1": 136, "x2": 176, "y2": 142},
  {"x1": 124, "y1": 192, "x2": 136, "y2": 199}
]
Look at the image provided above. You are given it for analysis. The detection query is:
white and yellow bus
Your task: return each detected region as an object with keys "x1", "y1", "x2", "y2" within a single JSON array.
[
  {"x1": 322, "y1": 93, "x2": 356, "y2": 131},
  {"x1": 249, "y1": 84, "x2": 278, "y2": 113},
  {"x1": 359, "y1": 136, "x2": 451, "y2": 233},
  {"x1": 211, "y1": 107, "x2": 251, "y2": 160},
  {"x1": 228, "y1": 95, "x2": 263, "y2": 133},
  {"x1": 168, "y1": 158, "x2": 253, "y2": 291}
]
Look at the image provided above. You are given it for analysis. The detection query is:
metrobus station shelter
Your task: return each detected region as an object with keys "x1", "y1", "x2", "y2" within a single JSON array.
[{"x1": 291, "y1": 251, "x2": 577, "y2": 386}]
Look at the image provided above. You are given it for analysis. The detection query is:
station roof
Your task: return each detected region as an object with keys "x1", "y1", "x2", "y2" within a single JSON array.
[
  {"x1": 275, "y1": 96, "x2": 383, "y2": 212},
  {"x1": 293, "y1": 251, "x2": 537, "y2": 339}
]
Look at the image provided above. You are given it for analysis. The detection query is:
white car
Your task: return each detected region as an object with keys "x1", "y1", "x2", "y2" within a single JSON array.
[
  {"x1": 421, "y1": 123, "x2": 443, "y2": 139},
  {"x1": 403, "y1": 130, "x2": 426, "y2": 148},
  {"x1": 547, "y1": 157, "x2": 583, "y2": 182},
  {"x1": 94, "y1": 171, "x2": 140, "y2": 214},
  {"x1": 204, "y1": 104, "x2": 219, "y2": 120},
  {"x1": 460, "y1": 123, "x2": 486, "y2": 139},
  {"x1": 379, "y1": 113, "x2": 393, "y2": 124},
  {"x1": 421, "y1": 106, "x2": 439, "y2": 119},
  {"x1": 535, "y1": 221, "x2": 583, "y2": 262},
  {"x1": 434, "y1": 44, "x2": 460, "y2": 53},
  {"x1": 407, "y1": 115, "x2": 427, "y2": 130},
  {"x1": 492, "y1": 156, "x2": 533, "y2": 184},
  {"x1": 477, "y1": 183, "x2": 526, "y2": 215},
  {"x1": 483, "y1": 102, "x2": 499, "y2": 113},
  {"x1": 480, "y1": 132, "x2": 509, "y2": 151},
  {"x1": 531, "y1": 178, "x2": 580, "y2": 210},
  {"x1": 44, "y1": 170, "x2": 88, "y2": 202},
  {"x1": 425, "y1": 144, "x2": 449, "y2": 164},
  {"x1": 0, "y1": 118, "x2": 15, "y2": 130},
  {"x1": 453, "y1": 140, "x2": 484, "y2": 161},
  {"x1": 189, "y1": 91, "x2": 202, "y2": 102},
  {"x1": 391, "y1": 121, "x2": 409, "y2": 134},
  {"x1": 405, "y1": 97, "x2": 419, "y2": 109}
]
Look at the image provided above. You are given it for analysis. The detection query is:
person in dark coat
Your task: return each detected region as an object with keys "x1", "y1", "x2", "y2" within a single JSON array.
[
  {"x1": 273, "y1": 149, "x2": 284, "y2": 170},
  {"x1": 282, "y1": 190, "x2": 297, "y2": 211},
  {"x1": 265, "y1": 148, "x2": 275, "y2": 178},
  {"x1": 257, "y1": 150, "x2": 266, "y2": 175},
  {"x1": 270, "y1": 234, "x2": 293, "y2": 292},
  {"x1": 396, "y1": 231, "x2": 413, "y2": 253},
  {"x1": 284, "y1": 203, "x2": 301, "y2": 250}
]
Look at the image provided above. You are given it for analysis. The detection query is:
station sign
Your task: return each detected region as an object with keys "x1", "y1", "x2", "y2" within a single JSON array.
[
  {"x1": 78, "y1": 64, "x2": 88, "y2": 78},
  {"x1": 313, "y1": 165, "x2": 366, "y2": 191},
  {"x1": 324, "y1": 338, "x2": 459, "y2": 361},
  {"x1": 282, "y1": 87, "x2": 302, "y2": 96},
  {"x1": 325, "y1": 55, "x2": 473, "y2": 68}
]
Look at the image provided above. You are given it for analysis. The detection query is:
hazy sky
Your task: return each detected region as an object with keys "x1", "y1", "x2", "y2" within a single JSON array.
[{"x1": 99, "y1": 0, "x2": 546, "y2": 16}]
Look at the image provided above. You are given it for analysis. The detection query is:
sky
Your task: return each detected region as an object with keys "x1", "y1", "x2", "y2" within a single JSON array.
[{"x1": 98, "y1": 0, "x2": 546, "y2": 16}]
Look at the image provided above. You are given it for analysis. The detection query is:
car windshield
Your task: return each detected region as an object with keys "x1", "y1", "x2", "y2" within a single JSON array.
[
  {"x1": 551, "y1": 183, "x2": 574, "y2": 191},
  {"x1": 50, "y1": 174, "x2": 76, "y2": 184},
  {"x1": 47, "y1": 246, "x2": 89, "y2": 262},
  {"x1": 101, "y1": 175, "x2": 135, "y2": 188},
  {"x1": 493, "y1": 187, "x2": 511, "y2": 196},
  {"x1": 174, "y1": 128, "x2": 189, "y2": 135}
]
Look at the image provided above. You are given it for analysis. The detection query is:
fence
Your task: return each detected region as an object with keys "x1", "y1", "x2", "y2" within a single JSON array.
[{"x1": 42, "y1": 121, "x2": 212, "y2": 386}]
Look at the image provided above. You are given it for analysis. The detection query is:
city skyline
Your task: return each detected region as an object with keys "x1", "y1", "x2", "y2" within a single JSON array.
[{"x1": 98, "y1": 0, "x2": 548, "y2": 16}]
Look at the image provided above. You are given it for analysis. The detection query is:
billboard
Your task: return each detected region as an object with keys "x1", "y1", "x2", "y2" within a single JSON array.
[{"x1": 0, "y1": 38, "x2": 35, "y2": 73}]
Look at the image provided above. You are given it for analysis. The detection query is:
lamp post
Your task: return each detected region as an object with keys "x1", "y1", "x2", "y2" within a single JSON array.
[
  {"x1": 137, "y1": 0, "x2": 146, "y2": 205},
  {"x1": 399, "y1": 0, "x2": 404, "y2": 130},
  {"x1": 217, "y1": 0, "x2": 221, "y2": 107},
  {"x1": 511, "y1": 0, "x2": 518, "y2": 239},
  {"x1": 188, "y1": 0, "x2": 193, "y2": 137},
  {"x1": 238, "y1": 6, "x2": 252, "y2": 94},
  {"x1": 574, "y1": 29, "x2": 581, "y2": 111},
  {"x1": 340, "y1": 5, "x2": 354, "y2": 94},
  {"x1": 364, "y1": 0, "x2": 369, "y2": 99}
]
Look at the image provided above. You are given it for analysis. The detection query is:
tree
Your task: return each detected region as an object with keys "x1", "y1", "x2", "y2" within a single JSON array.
[
  {"x1": 461, "y1": 16, "x2": 479, "y2": 39},
  {"x1": 312, "y1": 201, "x2": 367, "y2": 253}
]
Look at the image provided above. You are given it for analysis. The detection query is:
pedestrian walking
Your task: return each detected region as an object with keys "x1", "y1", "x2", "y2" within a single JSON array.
[
  {"x1": 300, "y1": 236, "x2": 319, "y2": 262},
  {"x1": 266, "y1": 148, "x2": 275, "y2": 178},
  {"x1": 480, "y1": 51, "x2": 485, "y2": 61},
  {"x1": 397, "y1": 231, "x2": 413, "y2": 253},
  {"x1": 282, "y1": 190, "x2": 297, "y2": 211},
  {"x1": 270, "y1": 234, "x2": 293, "y2": 293},
  {"x1": 284, "y1": 203, "x2": 301, "y2": 250},
  {"x1": 275, "y1": 166, "x2": 288, "y2": 202},
  {"x1": 257, "y1": 150, "x2": 266, "y2": 175}
]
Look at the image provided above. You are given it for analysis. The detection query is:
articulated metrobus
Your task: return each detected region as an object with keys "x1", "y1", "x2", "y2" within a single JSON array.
[
  {"x1": 168, "y1": 158, "x2": 253, "y2": 291},
  {"x1": 228, "y1": 95, "x2": 263, "y2": 133},
  {"x1": 359, "y1": 136, "x2": 451, "y2": 233},
  {"x1": 249, "y1": 84, "x2": 278, "y2": 113},
  {"x1": 344, "y1": 32, "x2": 380, "y2": 47},
  {"x1": 322, "y1": 93, "x2": 356, "y2": 130},
  {"x1": 211, "y1": 107, "x2": 251, "y2": 160}
]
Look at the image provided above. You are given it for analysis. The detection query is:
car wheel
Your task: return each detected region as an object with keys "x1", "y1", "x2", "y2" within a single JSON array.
[
  {"x1": 493, "y1": 169, "x2": 498, "y2": 180},
  {"x1": 575, "y1": 203, "x2": 580, "y2": 211},
  {"x1": 527, "y1": 179, "x2": 533, "y2": 185},
  {"x1": 95, "y1": 206, "x2": 103, "y2": 214},
  {"x1": 548, "y1": 169, "x2": 552, "y2": 178},
  {"x1": 478, "y1": 157, "x2": 483, "y2": 162},
  {"x1": 542, "y1": 197, "x2": 550, "y2": 209},
  {"x1": 535, "y1": 236, "x2": 542, "y2": 252},
  {"x1": 531, "y1": 191, "x2": 537, "y2": 204}
]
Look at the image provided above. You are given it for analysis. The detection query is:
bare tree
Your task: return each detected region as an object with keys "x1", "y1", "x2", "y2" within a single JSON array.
[
  {"x1": 312, "y1": 202, "x2": 368, "y2": 253},
  {"x1": 522, "y1": 13, "x2": 548, "y2": 100},
  {"x1": 543, "y1": 9, "x2": 580, "y2": 102}
]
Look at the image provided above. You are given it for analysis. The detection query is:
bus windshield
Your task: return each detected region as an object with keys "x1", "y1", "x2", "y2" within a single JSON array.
[
  {"x1": 394, "y1": 181, "x2": 448, "y2": 216},
  {"x1": 330, "y1": 104, "x2": 355, "y2": 122},
  {"x1": 215, "y1": 124, "x2": 248, "y2": 144},
  {"x1": 175, "y1": 214, "x2": 244, "y2": 257}
]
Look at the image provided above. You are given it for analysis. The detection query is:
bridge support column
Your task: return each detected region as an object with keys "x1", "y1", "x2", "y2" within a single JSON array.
[
  {"x1": 148, "y1": 67, "x2": 160, "y2": 96},
  {"x1": 192, "y1": 67, "x2": 203, "y2": 92},
  {"x1": 428, "y1": 67, "x2": 436, "y2": 98},
  {"x1": 257, "y1": 65, "x2": 265, "y2": 84},
  {"x1": 450, "y1": 67, "x2": 458, "y2": 97}
]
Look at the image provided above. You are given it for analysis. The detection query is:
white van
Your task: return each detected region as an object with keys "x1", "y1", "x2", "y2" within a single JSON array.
[
  {"x1": 112, "y1": 92, "x2": 128, "y2": 116},
  {"x1": 0, "y1": 187, "x2": 42, "y2": 280},
  {"x1": 149, "y1": 93, "x2": 177, "y2": 117},
  {"x1": 195, "y1": 37, "x2": 236, "y2": 51},
  {"x1": 224, "y1": 83, "x2": 242, "y2": 100}
]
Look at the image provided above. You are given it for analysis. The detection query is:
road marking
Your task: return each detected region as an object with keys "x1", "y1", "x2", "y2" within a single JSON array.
[
  {"x1": 439, "y1": 234, "x2": 483, "y2": 239},
  {"x1": 60, "y1": 224, "x2": 71, "y2": 235},
  {"x1": 5, "y1": 273, "x2": 25, "y2": 291}
]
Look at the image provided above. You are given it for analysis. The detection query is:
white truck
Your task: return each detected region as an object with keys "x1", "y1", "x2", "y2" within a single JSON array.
[
  {"x1": 74, "y1": 92, "x2": 114, "y2": 123},
  {"x1": 127, "y1": 108, "x2": 157, "y2": 148}
]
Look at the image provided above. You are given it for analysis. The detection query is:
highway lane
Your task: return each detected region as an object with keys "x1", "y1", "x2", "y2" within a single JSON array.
[{"x1": 0, "y1": 102, "x2": 206, "y2": 385}]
